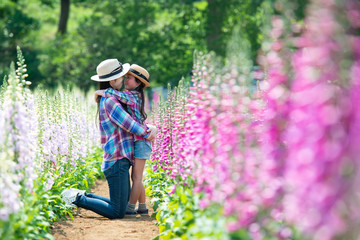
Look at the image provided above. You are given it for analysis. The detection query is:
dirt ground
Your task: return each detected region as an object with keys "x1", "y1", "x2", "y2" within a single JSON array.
[{"x1": 51, "y1": 179, "x2": 159, "y2": 240}]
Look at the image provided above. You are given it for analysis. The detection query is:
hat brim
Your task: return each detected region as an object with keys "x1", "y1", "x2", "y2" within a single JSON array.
[
  {"x1": 127, "y1": 71, "x2": 151, "y2": 87},
  {"x1": 91, "y1": 63, "x2": 131, "y2": 82}
]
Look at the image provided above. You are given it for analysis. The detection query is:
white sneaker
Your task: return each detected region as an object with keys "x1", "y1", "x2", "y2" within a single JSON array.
[
  {"x1": 61, "y1": 188, "x2": 85, "y2": 207},
  {"x1": 70, "y1": 188, "x2": 85, "y2": 196}
]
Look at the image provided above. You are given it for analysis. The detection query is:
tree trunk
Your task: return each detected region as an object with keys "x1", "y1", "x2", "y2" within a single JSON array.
[
  {"x1": 206, "y1": 0, "x2": 226, "y2": 57},
  {"x1": 57, "y1": 0, "x2": 70, "y2": 35}
]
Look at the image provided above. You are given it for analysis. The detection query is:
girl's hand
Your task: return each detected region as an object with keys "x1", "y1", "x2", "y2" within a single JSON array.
[
  {"x1": 94, "y1": 90, "x2": 105, "y2": 102},
  {"x1": 146, "y1": 125, "x2": 158, "y2": 142}
]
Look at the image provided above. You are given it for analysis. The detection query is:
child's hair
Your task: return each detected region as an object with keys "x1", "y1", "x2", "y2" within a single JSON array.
[{"x1": 133, "y1": 78, "x2": 147, "y2": 124}]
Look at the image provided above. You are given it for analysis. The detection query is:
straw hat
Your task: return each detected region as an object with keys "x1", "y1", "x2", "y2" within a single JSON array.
[
  {"x1": 128, "y1": 64, "x2": 150, "y2": 87},
  {"x1": 91, "y1": 59, "x2": 130, "y2": 82}
]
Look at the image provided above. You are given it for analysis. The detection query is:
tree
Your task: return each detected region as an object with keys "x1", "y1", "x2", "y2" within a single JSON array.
[
  {"x1": 57, "y1": 0, "x2": 70, "y2": 35},
  {"x1": 38, "y1": 0, "x2": 207, "y2": 90}
]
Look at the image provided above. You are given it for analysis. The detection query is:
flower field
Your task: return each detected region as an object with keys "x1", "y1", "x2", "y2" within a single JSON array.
[
  {"x1": 1, "y1": 0, "x2": 360, "y2": 239},
  {"x1": 145, "y1": 0, "x2": 360, "y2": 239},
  {"x1": 0, "y1": 48, "x2": 102, "y2": 239}
]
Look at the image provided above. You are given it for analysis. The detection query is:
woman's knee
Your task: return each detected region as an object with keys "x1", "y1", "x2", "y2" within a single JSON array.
[
  {"x1": 113, "y1": 212, "x2": 125, "y2": 219},
  {"x1": 108, "y1": 212, "x2": 124, "y2": 219},
  {"x1": 111, "y1": 206, "x2": 126, "y2": 219}
]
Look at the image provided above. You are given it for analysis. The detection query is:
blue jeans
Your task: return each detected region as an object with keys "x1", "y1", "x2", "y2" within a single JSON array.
[{"x1": 74, "y1": 159, "x2": 130, "y2": 219}]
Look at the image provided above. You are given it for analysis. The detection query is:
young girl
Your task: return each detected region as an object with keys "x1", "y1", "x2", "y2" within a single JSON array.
[{"x1": 95, "y1": 64, "x2": 152, "y2": 215}]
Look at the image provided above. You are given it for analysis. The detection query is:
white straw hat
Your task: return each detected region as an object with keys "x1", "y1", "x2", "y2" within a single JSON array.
[{"x1": 91, "y1": 59, "x2": 130, "y2": 82}]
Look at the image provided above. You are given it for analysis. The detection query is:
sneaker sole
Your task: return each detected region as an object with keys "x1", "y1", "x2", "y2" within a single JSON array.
[{"x1": 136, "y1": 211, "x2": 149, "y2": 216}]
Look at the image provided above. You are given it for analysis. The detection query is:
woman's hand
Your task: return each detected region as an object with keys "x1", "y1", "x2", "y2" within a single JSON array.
[
  {"x1": 145, "y1": 124, "x2": 158, "y2": 142},
  {"x1": 94, "y1": 90, "x2": 105, "y2": 102}
]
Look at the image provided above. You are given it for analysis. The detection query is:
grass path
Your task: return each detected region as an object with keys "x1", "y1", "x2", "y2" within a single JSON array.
[{"x1": 51, "y1": 179, "x2": 159, "y2": 240}]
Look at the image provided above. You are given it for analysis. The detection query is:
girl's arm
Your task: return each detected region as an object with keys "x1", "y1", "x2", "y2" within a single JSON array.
[{"x1": 95, "y1": 88, "x2": 136, "y2": 106}]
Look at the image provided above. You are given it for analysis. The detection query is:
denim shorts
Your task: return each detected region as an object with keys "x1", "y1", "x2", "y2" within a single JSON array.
[{"x1": 134, "y1": 140, "x2": 152, "y2": 159}]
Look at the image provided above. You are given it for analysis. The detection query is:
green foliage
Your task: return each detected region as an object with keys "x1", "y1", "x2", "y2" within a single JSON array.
[
  {"x1": 205, "y1": 0, "x2": 265, "y2": 60},
  {"x1": 0, "y1": 50, "x2": 103, "y2": 239},
  {"x1": 0, "y1": 0, "x2": 305, "y2": 90},
  {"x1": 156, "y1": 186, "x2": 233, "y2": 240},
  {"x1": 0, "y1": 148, "x2": 103, "y2": 240},
  {"x1": 38, "y1": 0, "x2": 207, "y2": 90},
  {"x1": 0, "y1": 0, "x2": 41, "y2": 85},
  {"x1": 144, "y1": 164, "x2": 252, "y2": 240}
]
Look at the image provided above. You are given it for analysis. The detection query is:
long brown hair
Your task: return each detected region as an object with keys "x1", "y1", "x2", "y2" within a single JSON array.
[
  {"x1": 134, "y1": 79, "x2": 147, "y2": 124},
  {"x1": 96, "y1": 81, "x2": 112, "y2": 124}
]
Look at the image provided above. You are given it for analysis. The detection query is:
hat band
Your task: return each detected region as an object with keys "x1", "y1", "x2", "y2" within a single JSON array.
[
  {"x1": 129, "y1": 69, "x2": 149, "y2": 82},
  {"x1": 99, "y1": 66, "x2": 123, "y2": 79}
]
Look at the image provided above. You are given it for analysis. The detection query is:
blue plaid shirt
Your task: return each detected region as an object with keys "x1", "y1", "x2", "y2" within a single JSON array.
[
  {"x1": 99, "y1": 96, "x2": 149, "y2": 171},
  {"x1": 103, "y1": 88, "x2": 150, "y2": 142}
]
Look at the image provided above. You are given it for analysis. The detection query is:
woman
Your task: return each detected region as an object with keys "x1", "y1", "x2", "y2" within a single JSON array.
[{"x1": 61, "y1": 59, "x2": 156, "y2": 219}]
